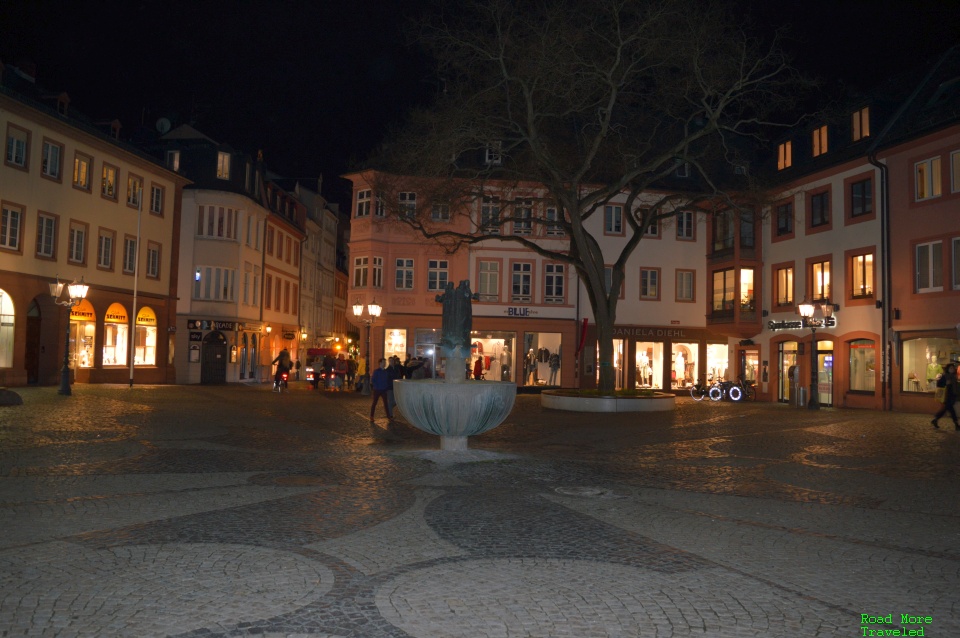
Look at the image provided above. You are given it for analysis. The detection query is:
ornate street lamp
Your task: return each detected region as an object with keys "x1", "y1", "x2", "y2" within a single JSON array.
[
  {"x1": 352, "y1": 299, "x2": 382, "y2": 395},
  {"x1": 798, "y1": 297, "x2": 834, "y2": 410},
  {"x1": 49, "y1": 276, "x2": 90, "y2": 396}
]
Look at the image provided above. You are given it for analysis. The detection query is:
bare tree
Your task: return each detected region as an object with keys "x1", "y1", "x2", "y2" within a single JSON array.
[{"x1": 370, "y1": 0, "x2": 804, "y2": 393}]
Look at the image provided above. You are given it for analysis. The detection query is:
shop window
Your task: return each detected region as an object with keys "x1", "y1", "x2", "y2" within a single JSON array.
[
  {"x1": 902, "y1": 337, "x2": 960, "y2": 393},
  {"x1": 671, "y1": 343, "x2": 697, "y2": 389},
  {"x1": 915, "y1": 241, "x2": 942, "y2": 293},
  {"x1": 465, "y1": 330, "x2": 515, "y2": 383},
  {"x1": 103, "y1": 304, "x2": 129, "y2": 365},
  {"x1": 385, "y1": 328, "x2": 408, "y2": 362},
  {"x1": 849, "y1": 339, "x2": 875, "y2": 392},
  {"x1": 707, "y1": 344, "x2": 728, "y2": 383},
  {"x1": 635, "y1": 342, "x2": 664, "y2": 389},
  {"x1": 70, "y1": 300, "x2": 96, "y2": 369},
  {"x1": 135, "y1": 307, "x2": 158, "y2": 365},
  {"x1": 522, "y1": 332, "x2": 561, "y2": 386}
]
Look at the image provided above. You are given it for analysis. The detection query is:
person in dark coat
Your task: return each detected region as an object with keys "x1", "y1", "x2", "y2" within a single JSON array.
[
  {"x1": 370, "y1": 358, "x2": 392, "y2": 419},
  {"x1": 932, "y1": 361, "x2": 960, "y2": 429}
]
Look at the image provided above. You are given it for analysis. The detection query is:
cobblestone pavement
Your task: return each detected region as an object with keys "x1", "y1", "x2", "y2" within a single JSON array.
[{"x1": 1, "y1": 382, "x2": 958, "y2": 637}]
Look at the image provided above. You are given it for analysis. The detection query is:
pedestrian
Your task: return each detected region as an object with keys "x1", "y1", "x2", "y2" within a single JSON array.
[
  {"x1": 334, "y1": 354, "x2": 348, "y2": 391},
  {"x1": 271, "y1": 348, "x2": 292, "y2": 391},
  {"x1": 387, "y1": 356, "x2": 402, "y2": 412},
  {"x1": 370, "y1": 358, "x2": 392, "y2": 419},
  {"x1": 294, "y1": 358, "x2": 301, "y2": 380},
  {"x1": 931, "y1": 361, "x2": 960, "y2": 430}
]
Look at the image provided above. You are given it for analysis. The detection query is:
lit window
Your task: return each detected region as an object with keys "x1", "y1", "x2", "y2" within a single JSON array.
[
  {"x1": 915, "y1": 157, "x2": 942, "y2": 201},
  {"x1": 166, "y1": 150, "x2": 180, "y2": 171},
  {"x1": 812, "y1": 125, "x2": 828, "y2": 157},
  {"x1": 851, "y1": 254, "x2": 874, "y2": 298},
  {"x1": 101, "y1": 165, "x2": 118, "y2": 198},
  {"x1": 777, "y1": 141, "x2": 792, "y2": 170},
  {"x1": 127, "y1": 175, "x2": 142, "y2": 207},
  {"x1": 852, "y1": 107, "x2": 870, "y2": 141},
  {"x1": 217, "y1": 151, "x2": 231, "y2": 180},
  {"x1": 811, "y1": 260, "x2": 831, "y2": 301},
  {"x1": 73, "y1": 153, "x2": 91, "y2": 190},
  {"x1": 776, "y1": 267, "x2": 793, "y2": 306}
]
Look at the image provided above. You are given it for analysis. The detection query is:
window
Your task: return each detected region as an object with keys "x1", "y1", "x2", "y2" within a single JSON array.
[
  {"x1": 127, "y1": 175, "x2": 142, "y2": 207},
  {"x1": 478, "y1": 260, "x2": 500, "y2": 301},
  {"x1": 740, "y1": 268, "x2": 755, "y2": 311},
  {"x1": 193, "y1": 266, "x2": 236, "y2": 301},
  {"x1": 41, "y1": 139, "x2": 62, "y2": 179},
  {"x1": 485, "y1": 141, "x2": 502, "y2": 165},
  {"x1": 265, "y1": 226, "x2": 274, "y2": 254},
  {"x1": 399, "y1": 192, "x2": 417, "y2": 217},
  {"x1": 916, "y1": 241, "x2": 943, "y2": 292},
  {"x1": 603, "y1": 267, "x2": 624, "y2": 298},
  {"x1": 216, "y1": 151, "x2": 231, "y2": 180},
  {"x1": 481, "y1": 196, "x2": 500, "y2": 234},
  {"x1": 812, "y1": 125, "x2": 828, "y2": 157},
  {"x1": 640, "y1": 268, "x2": 660, "y2": 300},
  {"x1": 954, "y1": 238, "x2": 960, "y2": 290},
  {"x1": 777, "y1": 140, "x2": 792, "y2": 170},
  {"x1": 676, "y1": 270, "x2": 694, "y2": 302},
  {"x1": 851, "y1": 253, "x2": 874, "y2": 298},
  {"x1": 915, "y1": 157, "x2": 942, "y2": 200},
  {"x1": 852, "y1": 107, "x2": 870, "y2": 141},
  {"x1": 545, "y1": 207, "x2": 564, "y2": 236},
  {"x1": 353, "y1": 256, "x2": 369, "y2": 287},
  {"x1": 374, "y1": 192, "x2": 385, "y2": 217},
  {"x1": 604, "y1": 205, "x2": 623, "y2": 234},
  {"x1": 810, "y1": 192, "x2": 829, "y2": 227},
  {"x1": 850, "y1": 178, "x2": 872, "y2": 217},
  {"x1": 68, "y1": 221, "x2": 87, "y2": 264},
  {"x1": 5, "y1": 125, "x2": 29, "y2": 168},
  {"x1": 712, "y1": 269, "x2": 735, "y2": 312},
  {"x1": 544, "y1": 264, "x2": 564, "y2": 303},
  {"x1": 372, "y1": 256, "x2": 383, "y2": 288},
  {"x1": 150, "y1": 185, "x2": 164, "y2": 214},
  {"x1": 739, "y1": 210, "x2": 755, "y2": 247},
  {"x1": 197, "y1": 206, "x2": 239, "y2": 240},
  {"x1": 674, "y1": 161, "x2": 690, "y2": 177},
  {"x1": 775, "y1": 266, "x2": 794, "y2": 306},
  {"x1": 101, "y1": 164, "x2": 118, "y2": 199},
  {"x1": 776, "y1": 202, "x2": 793, "y2": 236},
  {"x1": 97, "y1": 229, "x2": 114, "y2": 269},
  {"x1": 123, "y1": 237, "x2": 137, "y2": 273},
  {"x1": 431, "y1": 202, "x2": 450, "y2": 221},
  {"x1": 676, "y1": 210, "x2": 694, "y2": 240},
  {"x1": 264, "y1": 274, "x2": 272, "y2": 308},
  {"x1": 355, "y1": 189, "x2": 371, "y2": 217},
  {"x1": 644, "y1": 211, "x2": 659, "y2": 237},
  {"x1": 810, "y1": 260, "x2": 831, "y2": 301},
  {"x1": 428, "y1": 259, "x2": 448, "y2": 291},
  {"x1": 73, "y1": 153, "x2": 91, "y2": 190},
  {"x1": 166, "y1": 150, "x2": 180, "y2": 171},
  {"x1": 1, "y1": 204, "x2": 23, "y2": 251},
  {"x1": 146, "y1": 242, "x2": 160, "y2": 278},
  {"x1": 36, "y1": 213, "x2": 56, "y2": 258},
  {"x1": 712, "y1": 210, "x2": 734, "y2": 251},
  {"x1": 396, "y1": 258, "x2": 414, "y2": 289},
  {"x1": 511, "y1": 262, "x2": 532, "y2": 302},
  {"x1": 953, "y1": 151, "x2": 960, "y2": 193},
  {"x1": 513, "y1": 198, "x2": 532, "y2": 235}
]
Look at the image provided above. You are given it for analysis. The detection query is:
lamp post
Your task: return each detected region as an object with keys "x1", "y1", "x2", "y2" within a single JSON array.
[
  {"x1": 49, "y1": 276, "x2": 90, "y2": 396},
  {"x1": 352, "y1": 298, "x2": 382, "y2": 395},
  {"x1": 798, "y1": 297, "x2": 834, "y2": 410}
]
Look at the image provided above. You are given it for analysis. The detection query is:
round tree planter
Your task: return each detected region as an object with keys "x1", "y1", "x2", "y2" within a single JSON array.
[{"x1": 541, "y1": 390, "x2": 675, "y2": 412}]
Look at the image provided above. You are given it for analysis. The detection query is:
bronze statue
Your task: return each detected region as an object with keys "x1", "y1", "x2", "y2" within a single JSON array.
[{"x1": 436, "y1": 280, "x2": 479, "y2": 358}]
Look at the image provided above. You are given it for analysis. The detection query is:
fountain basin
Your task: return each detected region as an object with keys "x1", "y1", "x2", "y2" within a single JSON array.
[{"x1": 394, "y1": 379, "x2": 517, "y2": 451}]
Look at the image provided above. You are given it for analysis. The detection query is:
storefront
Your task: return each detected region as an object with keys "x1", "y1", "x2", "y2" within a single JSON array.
[
  {"x1": 894, "y1": 329, "x2": 960, "y2": 412},
  {"x1": 582, "y1": 324, "x2": 728, "y2": 392},
  {"x1": 178, "y1": 317, "x2": 269, "y2": 384}
]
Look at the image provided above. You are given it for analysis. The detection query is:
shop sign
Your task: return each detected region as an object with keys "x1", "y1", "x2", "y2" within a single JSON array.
[
  {"x1": 505, "y1": 307, "x2": 538, "y2": 317},
  {"x1": 612, "y1": 327, "x2": 689, "y2": 338},
  {"x1": 187, "y1": 319, "x2": 240, "y2": 331},
  {"x1": 189, "y1": 332, "x2": 203, "y2": 341},
  {"x1": 768, "y1": 317, "x2": 836, "y2": 331},
  {"x1": 282, "y1": 332, "x2": 296, "y2": 340}
]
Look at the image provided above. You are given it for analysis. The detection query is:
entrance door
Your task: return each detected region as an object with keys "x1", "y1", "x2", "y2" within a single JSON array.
[
  {"x1": 200, "y1": 331, "x2": 227, "y2": 384},
  {"x1": 25, "y1": 301, "x2": 41, "y2": 384},
  {"x1": 816, "y1": 339, "x2": 834, "y2": 407},
  {"x1": 239, "y1": 333, "x2": 248, "y2": 380},
  {"x1": 779, "y1": 341, "x2": 797, "y2": 403}
]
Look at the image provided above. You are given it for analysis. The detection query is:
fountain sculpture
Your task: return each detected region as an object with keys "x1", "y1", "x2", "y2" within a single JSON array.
[{"x1": 393, "y1": 280, "x2": 517, "y2": 451}]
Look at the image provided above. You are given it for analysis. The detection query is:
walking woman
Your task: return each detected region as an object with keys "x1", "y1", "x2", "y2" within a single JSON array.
[{"x1": 932, "y1": 361, "x2": 960, "y2": 430}]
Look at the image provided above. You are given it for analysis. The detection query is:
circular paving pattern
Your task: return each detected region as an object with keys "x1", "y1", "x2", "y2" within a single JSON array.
[
  {"x1": 376, "y1": 558, "x2": 843, "y2": 637},
  {"x1": 0, "y1": 541, "x2": 333, "y2": 637}
]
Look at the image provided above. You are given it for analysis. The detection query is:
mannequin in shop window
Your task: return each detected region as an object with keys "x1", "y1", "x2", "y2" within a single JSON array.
[
  {"x1": 926, "y1": 354, "x2": 942, "y2": 390},
  {"x1": 674, "y1": 352, "x2": 685, "y2": 387},
  {"x1": 526, "y1": 349, "x2": 537, "y2": 384},
  {"x1": 548, "y1": 352, "x2": 560, "y2": 385}
]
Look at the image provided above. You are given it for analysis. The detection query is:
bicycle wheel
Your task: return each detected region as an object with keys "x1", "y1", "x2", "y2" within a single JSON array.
[
  {"x1": 708, "y1": 386, "x2": 723, "y2": 401},
  {"x1": 728, "y1": 385, "x2": 743, "y2": 402},
  {"x1": 690, "y1": 386, "x2": 706, "y2": 401}
]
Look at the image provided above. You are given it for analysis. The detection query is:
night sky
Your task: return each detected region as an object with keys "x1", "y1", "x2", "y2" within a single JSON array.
[{"x1": 2, "y1": 0, "x2": 958, "y2": 211}]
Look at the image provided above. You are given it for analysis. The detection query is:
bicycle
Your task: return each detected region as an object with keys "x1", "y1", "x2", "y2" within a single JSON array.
[{"x1": 690, "y1": 379, "x2": 711, "y2": 401}]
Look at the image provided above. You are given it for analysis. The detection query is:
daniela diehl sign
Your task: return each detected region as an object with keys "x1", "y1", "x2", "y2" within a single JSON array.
[{"x1": 768, "y1": 317, "x2": 836, "y2": 331}]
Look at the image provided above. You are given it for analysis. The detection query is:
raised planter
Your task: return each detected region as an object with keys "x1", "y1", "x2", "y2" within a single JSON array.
[{"x1": 541, "y1": 389, "x2": 675, "y2": 413}]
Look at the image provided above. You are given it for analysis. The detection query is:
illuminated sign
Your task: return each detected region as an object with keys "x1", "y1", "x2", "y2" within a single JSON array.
[{"x1": 767, "y1": 317, "x2": 836, "y2": 331}]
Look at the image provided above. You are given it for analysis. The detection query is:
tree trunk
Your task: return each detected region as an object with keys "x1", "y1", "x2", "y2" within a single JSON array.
[{"x1": 594, "y1": 301, "x2": 617, "y2": 394}]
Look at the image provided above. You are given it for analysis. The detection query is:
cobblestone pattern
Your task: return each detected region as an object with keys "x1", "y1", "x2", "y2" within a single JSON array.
[{"x1": 0, "y1": 384, "x2": 958, "y2": 637}]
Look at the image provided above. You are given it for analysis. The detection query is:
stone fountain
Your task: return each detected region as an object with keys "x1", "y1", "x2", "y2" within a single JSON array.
[{"x1": 393, "y1": 280, "x2": 517, "y2": 451}]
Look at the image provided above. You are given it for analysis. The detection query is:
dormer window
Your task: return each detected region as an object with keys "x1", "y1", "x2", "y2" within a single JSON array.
[
  {"x1": 485, "y1": 141, "x2": 502, "y2": 166},
  {"x1": 217, "y1": 151, "x2": 231, "y2": 180},
  {"x1": 166, "y1": 150, "x2": 180, "y2": 172},
  {"x1": 674, "y1": 161, "x2": 689, "y2": 178},
  {"x1": 777, "y1": 141, "x2": 792, "y2": 170},
  {"x1": 812, "y1": 125, "x2": 828, "y2": 157},
  {"x1": 852, "y1": 107, "x2": 870, "y2": 141}
]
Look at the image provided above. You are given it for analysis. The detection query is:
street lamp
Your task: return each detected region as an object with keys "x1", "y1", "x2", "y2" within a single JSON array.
[
  {"x1": 352, "y1": 298, "x2": 382, "y2": 395},
  {"x1": 798, "y1": 296, "x2": 834, "y2": 410},
  {"x1": 49, "y1": 276, "x2": 90, "y2": 396}
]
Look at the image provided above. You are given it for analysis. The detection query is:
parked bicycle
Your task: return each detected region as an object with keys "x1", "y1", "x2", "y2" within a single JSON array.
[
  {"x1": 707, "y1": 378, "x2": 755, "y2": 402},
  {"x1": 690, "y1": 379, "x2": 711, "y2": 401}
]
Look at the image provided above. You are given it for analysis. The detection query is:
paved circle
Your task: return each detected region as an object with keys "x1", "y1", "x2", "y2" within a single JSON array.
[
  {"x1": 0, "y1": 541, "x2": 333, "y2": 637},
  {"x1": 376, "y1": 557, "x2": 844, "y2": 637}
]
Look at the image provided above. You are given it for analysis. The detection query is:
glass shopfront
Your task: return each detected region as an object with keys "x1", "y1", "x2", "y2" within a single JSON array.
[
  {"x1": 849, "y1": 339, "x2": 876, "y2": 392},
  {"x1": 902, "y1": 336, "x2": 960, "y2": 393},
  {"x1": 635, "y1": 341, "x2": 664, "y2": 389},
  {"x1": 472, "y1": 330, "x2": 515, "y2": 382},
  {"x1": 70, "y1": 299, "x2": 96, "y2": 369},
  {"x1": 522, "y1": 332, "x2": 561, "y2": 386},
  {"x1": 706, "y1": 344, "x2": 728, "y2": 383},
  {"x1": 671, "y1": 342, "x2": 697, "y2": 388},
  {"x1": 779, "y1": 341, "x2": 797, "y2": 403},
  {"x1": 816, "y1": 339, "x2": 834, "y2": 407},
  {"x1": 135, "y1": 307, "x2": 158, "y2": 365},
  {"x1": 385, "y1": 328, "x2": 408, "y2": 362}
]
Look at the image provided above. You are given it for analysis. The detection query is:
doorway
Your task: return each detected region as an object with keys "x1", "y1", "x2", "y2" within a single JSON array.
[{"x1": 200, "y1": 331, "x2": 227, "y2": 384}]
